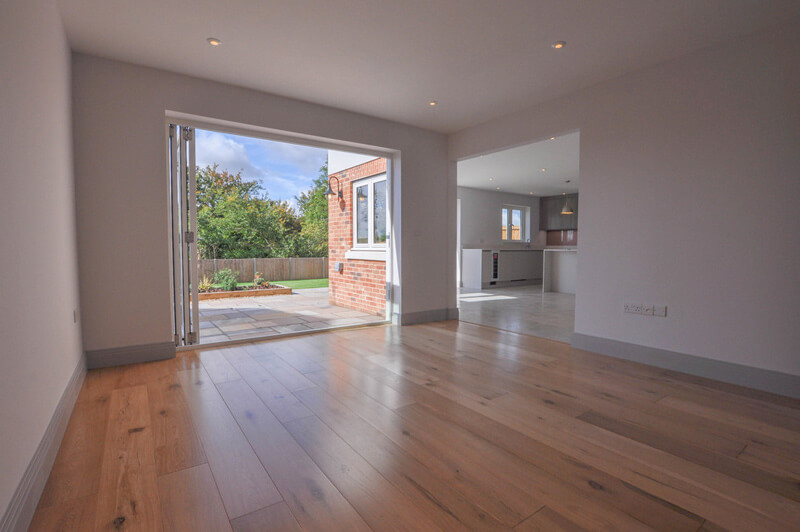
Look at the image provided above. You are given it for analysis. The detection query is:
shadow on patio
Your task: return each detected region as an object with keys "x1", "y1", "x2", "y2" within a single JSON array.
[{"x1": 198, "y1": 287, "x2": 385, "y2": 344}]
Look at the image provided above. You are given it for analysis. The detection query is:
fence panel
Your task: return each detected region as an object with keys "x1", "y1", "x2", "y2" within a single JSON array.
[
  {"x1": 200, "y1": 257, "x2": 327, "y2": 283},
  {"x1": 254, "y1": 258, "x2": 290, "y2": 282}
]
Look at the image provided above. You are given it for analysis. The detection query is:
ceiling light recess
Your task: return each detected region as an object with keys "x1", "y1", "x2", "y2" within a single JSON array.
[
  {"x1": 207, "y1": 37, "x2": 222, "y2": 46},
  {"x1": 551, "y1": 41, "x2": 566, "y2": 49},
  {"x1": 428, "y1": 101, "x2": 437, "y2": 107}
]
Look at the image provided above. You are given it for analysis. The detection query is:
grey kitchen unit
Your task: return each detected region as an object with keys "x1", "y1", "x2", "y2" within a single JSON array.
[
  {"x1": 540, "y1": 193, "x2": 579, "y2": 230},
  {"x1": 462, "y1": 249, "x2": 544, "y2": 289}
]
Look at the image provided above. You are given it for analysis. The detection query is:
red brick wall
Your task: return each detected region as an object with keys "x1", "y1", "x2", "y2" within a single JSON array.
[{"x1": 328, "y1": 158, "x2": 387, "y2": 316}]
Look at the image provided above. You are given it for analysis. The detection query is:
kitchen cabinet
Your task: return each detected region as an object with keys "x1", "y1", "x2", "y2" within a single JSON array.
[
  {"x1": 499, "y1": 250, "x2": 543, "y2": 281},
  {"x1": 540, "y1": 194, "x2": 578, "y2": 230},
  {"x1": 461, "y1": 249, "x2": 543, "y2": 289}
]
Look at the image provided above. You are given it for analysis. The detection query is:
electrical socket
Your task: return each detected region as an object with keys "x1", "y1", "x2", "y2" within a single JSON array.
[
  {"x1": 623, "y1": 303, "x2": 646, "y2": 315},
  {"x1": 624, "y1": 302, "x2": 667, "y2": 317}
]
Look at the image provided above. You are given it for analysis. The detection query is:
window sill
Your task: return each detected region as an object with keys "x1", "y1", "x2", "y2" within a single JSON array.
[{"x1": 345, "y1": 249, "x2": 387, "y2": 261}]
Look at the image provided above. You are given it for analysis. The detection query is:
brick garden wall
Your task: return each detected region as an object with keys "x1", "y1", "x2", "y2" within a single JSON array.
[{"x1": 328, "y1": 158, "x2": 387, "y2": 316}]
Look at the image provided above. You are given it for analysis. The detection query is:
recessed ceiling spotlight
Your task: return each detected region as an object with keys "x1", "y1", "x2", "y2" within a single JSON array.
[
  {"x1": 529, "y1": 192, "x2": 534, "y2": 195},
  {"x1": 207, "y1": 37, "x2": 222, "y2": 46},
  {"x1": 429, "y1": 101, "x2": 438, "y2": 107},
  {"x1": 549, "y1": 136, "x2": 556, "y2": 140},
  {"x1": 551, "y1": 41, "x2": 566, "y2": 50},
  {"x1": 541, "y1": 168, "x2": 547, "y2": 172},
  {"x1": 489, "y1": 177, "x2": 493, "y2": 181},
  {"x1": 496, "y1": 186, "x2": 500, "y2": 190}
]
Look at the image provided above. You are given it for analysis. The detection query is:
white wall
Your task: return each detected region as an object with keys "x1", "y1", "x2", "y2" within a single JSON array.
[
  {"x1": 458, "y1": 187, "x2": 540, "y2": 249},
  {"x1": 450, "y1": 20, "x2": 800, "y2": 376},
  {"x1": 72, "y1": 55, "x2": 452, "y2": 351},
  {"x1": 0, "y1": 0, "x2": 83, "y2": 518},
  {"x1": 328, "y1": 150, "x2": 375, "y2": 174}
]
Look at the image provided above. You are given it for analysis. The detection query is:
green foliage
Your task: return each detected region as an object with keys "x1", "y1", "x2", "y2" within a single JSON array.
[
  {"x1": 195, "y1": 163, "x2": 325, "y2": 259},
  {"x1": 253, "y1": 272, "x2": 269, "y2": 288},
  {"x1": 295, "y1": 162, "x2": 329, "y2": 257},
  {"x1": 213, "y1": 268, "x2": 238, "y2": 291},
  {"x1": 198, "y1": 275, "x2": 213, "y2": 292}
]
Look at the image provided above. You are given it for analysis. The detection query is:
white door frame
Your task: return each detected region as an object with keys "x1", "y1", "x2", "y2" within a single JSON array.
[
  {"x1": 165, "y1": 112, "x2": 400, "y2": 345},
  {"x1": 168, "y1": 124, "x2": 200, "y2": 346}
]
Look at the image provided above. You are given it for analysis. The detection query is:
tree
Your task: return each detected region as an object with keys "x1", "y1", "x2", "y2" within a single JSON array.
[
  {"x1": 195, "y1": 164, "x2": 304, "y2": 259},
  {"x1": 295, "y1": 161, "x2": 329, "y2": 257}
]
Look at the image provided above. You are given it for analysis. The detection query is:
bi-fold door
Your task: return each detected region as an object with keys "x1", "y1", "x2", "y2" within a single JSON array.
[{"x1": 168, "y1": 124, "x2": 200, "y2": 346}]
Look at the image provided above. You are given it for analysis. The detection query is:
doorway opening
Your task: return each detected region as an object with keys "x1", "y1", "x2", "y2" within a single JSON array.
[
  {"x1": 455, "y1": 131, "x2": 579, "y2": 343},
  {"x1": 168, "y1": 120, "x2": 393, "y2": 347}
]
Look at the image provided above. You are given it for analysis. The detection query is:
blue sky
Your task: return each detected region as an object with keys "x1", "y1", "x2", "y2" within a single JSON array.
[{"x1": 196, "y1": 129, "x2": 328, "y2": 208}]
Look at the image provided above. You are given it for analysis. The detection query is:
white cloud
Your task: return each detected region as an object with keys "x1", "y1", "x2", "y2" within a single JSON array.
[
  {"x1": 195, "y1": 130, "x2": 327, "y2": 208},
  {"x1": 196, "y1": 130, "x2": 267, "y2": 182}
]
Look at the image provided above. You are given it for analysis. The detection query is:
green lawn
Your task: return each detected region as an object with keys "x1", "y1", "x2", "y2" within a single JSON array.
[{"x1": 274, "y1": 278, "x2": 329, "y2": 289}]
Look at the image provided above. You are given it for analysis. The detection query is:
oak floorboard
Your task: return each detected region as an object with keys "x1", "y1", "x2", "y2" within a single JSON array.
[
  {"x1": 198, "y1": 349, "x2": 241, "y2": 384},
  {"x1": 147, "y1": 373, "x2": 207, "y2": 476},
  {"x1": 29, "y1": 322, "x2": 800, "y2": 532},
  {"x1": 221, "y1": 347, "x2": 314, "y2": 423},
  {"x1": 294, "y1": 383, "x2": 542, "y2": 528},
  {"x1": 177, "y1": 367, "x2": 281, "y2": 519},
  {"x1": 94, "y1": 385, "x2": 162, "y2": 532},
  {"x1": 217, "y1": 379, "x2": 371, "y2": 532},
  {"x1": 738, "y1": 443, "x2": 800, "y2": 480},
  {"x1": 157, "y1": 464, "x2": 233, "y2": 532},
  {"x1": 36, "y1": 395, "x2": 109, "y2": 508},
  {"x1": 578, "y1": 409, "x2": 800, "y2": 502},
  {"x1": 246, "y1": 345, "x2": 318, "y2": 391},
  {"x1": 230, "y1": 502, "x2": 303, "y2": 532},
  {"x1": 284, "y1": 414, "x2": 448, "y2": 531},
  {"x1": 28, "y1": 494, "x2": 96, "y2": 532},
  {"x1": 514, "y1": 506, "x2": 587, "y2": 532},
  {"x1": 404, "y1": 399, "x2": 703, "y2": 532},
  {"x1": 293, "y1": 382, "x2": 513, "y2": 531}
]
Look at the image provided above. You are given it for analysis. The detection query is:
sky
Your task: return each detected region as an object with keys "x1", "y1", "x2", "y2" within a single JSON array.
[{"x1": 196, "y1": 129, "x2": 328, "y2": 208}]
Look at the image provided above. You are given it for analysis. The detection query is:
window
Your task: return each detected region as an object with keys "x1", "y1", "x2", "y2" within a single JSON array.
[
  {"x1": 501, "y1": 205, "x2": 525, "y2": 241},
  {"x1": 353, "y1": 173, "x2": 388, "y2": 248}
]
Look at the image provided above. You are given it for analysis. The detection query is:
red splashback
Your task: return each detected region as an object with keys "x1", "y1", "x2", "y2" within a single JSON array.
[{"x1": 546, "y1": 230, "x2": 578, "y2": 246}]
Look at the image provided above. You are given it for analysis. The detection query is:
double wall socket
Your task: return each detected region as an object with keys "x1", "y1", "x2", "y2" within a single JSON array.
[{"x1": 624, "y1": 303, "x2": 667, "y2": 317}]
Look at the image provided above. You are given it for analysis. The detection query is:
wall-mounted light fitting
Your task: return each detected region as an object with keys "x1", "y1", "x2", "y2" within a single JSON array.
[
  {"x1": 207, "y1": 37, "x2": 222, "y2": 46},
  {"x1": 325, "y1": 175, "x2": 343, "y2": 201}
]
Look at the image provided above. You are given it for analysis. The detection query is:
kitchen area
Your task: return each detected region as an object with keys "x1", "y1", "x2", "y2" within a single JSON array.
[{"x1": 456, "y1": 132, "x2": 579, "y2": 343}]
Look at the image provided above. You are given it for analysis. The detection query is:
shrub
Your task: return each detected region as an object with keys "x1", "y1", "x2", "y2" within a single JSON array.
[
  {"x1": 198, "y1": 275, "x2": 213, "y2": 292},
  {"x1": 253, "y1": 272, "x2": 270, "y2": 288},
  {"x1": 214, "y1": 268, "x2": 238, "y2": 291}
]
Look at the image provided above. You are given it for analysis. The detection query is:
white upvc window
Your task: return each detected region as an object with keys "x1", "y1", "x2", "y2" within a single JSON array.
[
  {"x1": 352, "y1": 173, "x2": 388, "y2": 249},
  {"x1": 501, "y1": 205, "x2": 526, "y2": 241}
]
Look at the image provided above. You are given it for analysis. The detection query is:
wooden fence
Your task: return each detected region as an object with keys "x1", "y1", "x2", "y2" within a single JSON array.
[{"x1": 199, "y1": 257, "x2": 328, "y2": 283}]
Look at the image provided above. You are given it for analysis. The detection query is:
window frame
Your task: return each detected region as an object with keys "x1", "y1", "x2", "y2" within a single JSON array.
[
  {"x1": 352, "y1": 173, "x2": 388, "y2": 249},
  {"x1": 501, "y1": 204, "x2": 526, "y2": 242}
]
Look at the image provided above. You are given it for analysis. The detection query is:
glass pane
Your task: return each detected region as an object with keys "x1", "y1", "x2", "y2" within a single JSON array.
[
  {"x1": 356, "y1": 184, "x2": 369, "y2": 244},
  {"x1": 373, "y1": 180, "x2": 387, "y2": 244},
  {"x1": 511, "y1": 209, "x2": 522, "y2": 240},
  {"x1": 501, "y1": 208, "x2": 508, "y2": 240}
]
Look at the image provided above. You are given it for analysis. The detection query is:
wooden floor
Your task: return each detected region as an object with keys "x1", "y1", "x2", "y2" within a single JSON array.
[{"x1": 29, "y1": 321, "x2": 800, "y2": 531}]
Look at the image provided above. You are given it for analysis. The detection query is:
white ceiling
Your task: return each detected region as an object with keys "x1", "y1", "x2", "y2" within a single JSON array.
[
  {"x1": 458, "y1": 131, "x2": 579, "y2": 197},
  {"x1": 57, "y1": 1, "x2": 800, "y2": 133}
]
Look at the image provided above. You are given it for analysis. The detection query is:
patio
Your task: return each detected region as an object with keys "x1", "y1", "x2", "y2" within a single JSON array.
[{"x1": 198, "y1": 287, "x2": 385, "y2": 344}]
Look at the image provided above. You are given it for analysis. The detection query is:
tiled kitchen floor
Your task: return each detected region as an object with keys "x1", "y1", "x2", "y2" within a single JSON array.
[
  {"x1": 199, "y1": 287, "x2": 385, "y2": 344},
  {"x1": 458, "y1": 284, "x2": 575, "y2": 343}
]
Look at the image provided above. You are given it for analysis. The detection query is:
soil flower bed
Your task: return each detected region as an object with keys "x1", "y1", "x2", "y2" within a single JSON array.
[{"x1": 198, "y1": 284, "x2": 292, "y2": 300}]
